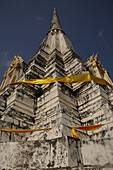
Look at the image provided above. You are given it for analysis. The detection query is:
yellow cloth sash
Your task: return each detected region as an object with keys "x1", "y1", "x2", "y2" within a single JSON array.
[
  {"x1": 0, "y1": 122, "x2": 113, "y2": 140},
  {"x1": 72, "y1": 124, "x2": 104, "y2": 139},
  {"x1": 0, "y1": 127, "x2": 51, "y2": 133},
  {"x1": 72, "y1": 128, "x2": 79, "y2": 139},
  {"x1": 72, "y1": 121, "x2": 113, "y2": 139},
  {"x1": 72, "y1": 124, "x2": 104, "y2": 131},
  {"x1": 11, "y1": 73, "x2": 110, "y2": 86}
]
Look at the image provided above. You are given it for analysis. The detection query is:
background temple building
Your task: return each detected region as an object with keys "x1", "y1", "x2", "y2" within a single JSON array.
[{"x1": 0, "y1": 8, "x2": 113, "y2": 170}]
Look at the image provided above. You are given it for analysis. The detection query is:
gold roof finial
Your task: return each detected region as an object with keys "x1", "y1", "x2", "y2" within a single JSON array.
[
  {"x1": 0, "y1": 55, "x2": 24, "y2": 91},
  {"x1": 88, "y1": 53, "x2": 94, "y2": 61},
  {"x1": 95, "y1": 52, "x2": 98, "y2": 61}
]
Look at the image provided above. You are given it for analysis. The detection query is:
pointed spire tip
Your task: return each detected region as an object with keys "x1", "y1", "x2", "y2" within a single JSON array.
[
  {"x1": 54, "y1": 7, "x2": 56, "y2": 14},
  {"x1": 49, "y1": 7, "x2": 62, "y2": 31}
]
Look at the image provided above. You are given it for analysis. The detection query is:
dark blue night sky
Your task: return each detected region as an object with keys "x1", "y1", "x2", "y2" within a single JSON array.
[{"x1": 0, "y1": 0, "x2": 113, "y2": 83}]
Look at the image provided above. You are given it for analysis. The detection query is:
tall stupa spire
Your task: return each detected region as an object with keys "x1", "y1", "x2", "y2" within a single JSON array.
[{"x1": 49, "y1": 7, "x2": 62, "y2": 31}]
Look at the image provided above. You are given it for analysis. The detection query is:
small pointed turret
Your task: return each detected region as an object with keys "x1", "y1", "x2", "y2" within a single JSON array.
[{"x1": 49, "y1": 7, "x2": 62, "y2": 31}]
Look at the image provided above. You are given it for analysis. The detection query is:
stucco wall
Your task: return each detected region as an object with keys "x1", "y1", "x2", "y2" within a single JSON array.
[
  {"x1": 0, "y1": 137, "x2": 69, "y2": 170},
  {"x1": 0, "y1": 137, "x2": 113, "y2": 170},
  {"x1": 81, "y1": 138, "x2": 113, "y2": 169}
]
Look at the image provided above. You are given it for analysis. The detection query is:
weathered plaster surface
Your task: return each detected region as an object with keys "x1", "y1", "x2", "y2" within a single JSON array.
[
  {"x1": 0, "y1": 137, "x2": 69, "y2": 170},
  {"x1": 0, "y1": 137, "x2": 113, "y2": 169},
  {"x1": 81, "y1": 138, "x2": 113, "y2": 169}
]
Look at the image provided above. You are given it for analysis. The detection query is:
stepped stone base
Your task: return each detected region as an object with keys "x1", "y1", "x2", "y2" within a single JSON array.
[{"x1": 0, "y1": 136, "x2": 113, "y2": 170}]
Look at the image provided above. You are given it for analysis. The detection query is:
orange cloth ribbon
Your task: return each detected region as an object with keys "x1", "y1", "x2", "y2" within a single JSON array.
[
  {"x1": 0, "y1": 127, "x2": 51, "y2": 133},
  {"x1": 72, "y1": 123, "x2": 108, "y2": 139},
  {"x1": 72, "y1": 128, "x2": 79, "y2": 139},
  {"x1": 73, "y1": 124, "x2": 104, "y2": 131}
]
